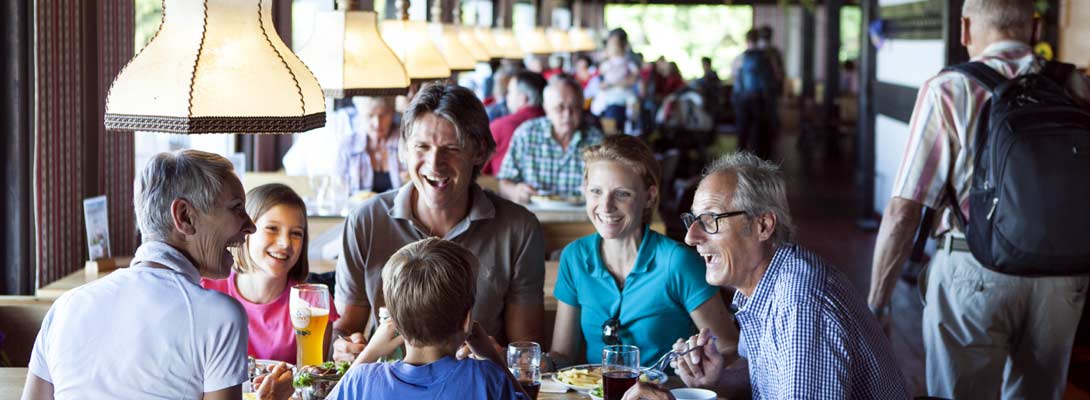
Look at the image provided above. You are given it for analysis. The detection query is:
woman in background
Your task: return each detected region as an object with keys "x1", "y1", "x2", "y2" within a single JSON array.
[{"x1": 335, "y1": 96, "x2": 404, "y2": 195}]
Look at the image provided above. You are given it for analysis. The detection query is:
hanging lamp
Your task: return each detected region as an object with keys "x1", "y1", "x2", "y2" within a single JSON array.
[
  {"x1": 296, "y1": 0, "x2": 409, "y2": 98},
  {"x1": 430, "y1": 2, "x2": 477, "y2": 73},
  {"x1": 452, "y1": 7, "x2": 489, "y2": 63},
  {"x1": 105, "y1": 0, "x2": 325, "y2": 133},
  {"x1": 547, "y1": 28, "x2": 573, "y2": 53},
  {"x1": 569, "y1": 27, "x2": 597, "y2": 52},
  {"x1": 493, "y1": 28, "x2": 524, "y2": 60},
  {"x1": 382, "y1": 0, "x2": 451, "y2": 83},
  {"x1": 474, "y1": 27, "x2": 504, "y2": 60},
  {"x1": 518, "y1": 27, "x2": 554, "y2": 55}
]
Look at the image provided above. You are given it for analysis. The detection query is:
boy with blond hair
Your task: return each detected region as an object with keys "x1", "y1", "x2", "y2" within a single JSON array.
[{"x1": 327, "y1": 238, "x2": 527, "y2": 399}]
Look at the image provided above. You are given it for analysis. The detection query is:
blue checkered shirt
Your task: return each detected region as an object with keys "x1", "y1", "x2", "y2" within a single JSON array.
[
  {"x1": 733, "y1": 245, "x2": 909, "y2": 399},
  {"x1": 496, "y1": 117, "x2": 604, "y2": 197}
]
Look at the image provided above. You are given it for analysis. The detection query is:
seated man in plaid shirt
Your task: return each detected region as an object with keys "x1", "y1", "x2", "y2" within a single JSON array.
[
  {"x1": 623, "y1": 153, "x2": 908, "y2": 400},
  {"x1": 497, "y1": 74, "x2": 604, "y2": 204}
]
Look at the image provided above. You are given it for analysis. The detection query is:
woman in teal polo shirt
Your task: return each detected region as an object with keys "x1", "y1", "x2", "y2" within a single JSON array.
[{"x1": 548, "y1": 135, "x2": 737, "y2": 369}]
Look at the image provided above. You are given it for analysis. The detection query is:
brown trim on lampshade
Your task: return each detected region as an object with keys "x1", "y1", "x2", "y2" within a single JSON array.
[
  {"x1": 411, "y1": 77, "x2": 452, "y2": 85},
  {"x1": 449, "y1": 68, "x2": 476, "y2": 73},
  {"x1": 104, "y1": 112, "x2": 327, "y2": 134},
  {"x1": 330, "y1": 87, "x2": 411, "y2": 98}
]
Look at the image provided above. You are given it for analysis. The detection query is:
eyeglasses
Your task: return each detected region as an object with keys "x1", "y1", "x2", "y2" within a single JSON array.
[
  {"x1": 601, "y1": 317, "x2": 622, "y2": 346},
  {"x1": 681, "y1": 211, "x2": 747, "y2": 235}
]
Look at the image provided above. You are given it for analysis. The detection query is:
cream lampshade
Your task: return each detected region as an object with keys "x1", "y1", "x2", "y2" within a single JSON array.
[
  {"x1": 432, "y1": 24, "x2": 478, "y2": 73},
  {"x1": 458, "y1": 27, "x2": 490, "y2": 63},
  {"x1": 569, "y1": 27, "x2": 597, "y2": 52},
  {"x1": 382, "y1": 20, "x2": 452, "y2": 83},
  {"x1": 474, "y1": 27, "x2": 504, "y2": 60},
  {"x1": 493, "y1": 29, "x2": 524, "y2": 60},
  {"x1": 297, "y1": 7, "x2": 409, "y2": 98},
  {"x1": 519, "y1": 27, "x2": 554, "y2": 55},
  {"x1": 547, "y1": 28, "x2": 574, "y2": 53},
  {"x1": 105, "y1": 0, "x2": 325, "y2": 134}
]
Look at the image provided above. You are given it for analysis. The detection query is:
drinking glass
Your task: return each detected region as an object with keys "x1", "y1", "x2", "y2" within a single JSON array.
[
  {"x1": 507, "y1": 341, "x2": 542, "y2": 400},
  {"x1": 602, "y1": 345, "x2": 640, "y2": 400},
  {"x1": 290, "y1": 283, "x2": 330, "y2": 366}
]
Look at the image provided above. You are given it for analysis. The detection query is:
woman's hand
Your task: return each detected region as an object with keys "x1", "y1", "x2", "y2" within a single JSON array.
[
  {"x1": 254, "y1": 362, "x2": 293, "y2": 400},
  {"x1": 355, "y1": 319, "x2": 404, "y2": 365},
  {"x1": 671, "y1": 328, "x2": 726, "y2": 390},
  {"x1": 332, "y1": 332, "x2": 367, "y2": 363}
]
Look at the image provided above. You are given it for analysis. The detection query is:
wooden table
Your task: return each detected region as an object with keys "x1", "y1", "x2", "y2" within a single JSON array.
[{"x1": 0, "y1": 368, "x2": 27, "y2": 400}]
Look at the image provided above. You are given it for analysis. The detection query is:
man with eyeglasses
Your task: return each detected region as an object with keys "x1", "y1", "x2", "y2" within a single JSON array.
[{"x1": 622, "y1": 152, "x2": 907, "y2": 400}]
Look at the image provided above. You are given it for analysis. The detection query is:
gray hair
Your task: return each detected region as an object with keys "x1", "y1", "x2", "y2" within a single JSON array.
[
  {"x1": 400, "y1": 84, "x2": 495, "y2": 178},
  {"x1": 962, "y1": 0, "x2": 1034, "y2": 41},
  {"x1": 703, "y1": 152, "x2": 794, "y2": 247},
  {"x1": 544, "y1": 74, "x2": 585, "y2": 107},
  {"x1": 134, "y1": 149, "x2": 237, "y2": 242},
  {"x1": 512, "y1": 71, "x2": 547, "y2": 107}
]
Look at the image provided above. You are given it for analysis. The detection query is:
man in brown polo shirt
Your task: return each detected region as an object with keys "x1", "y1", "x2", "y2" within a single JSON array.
[{"x1": 332, "y1": 84, "x2": 546, "y2": 362}]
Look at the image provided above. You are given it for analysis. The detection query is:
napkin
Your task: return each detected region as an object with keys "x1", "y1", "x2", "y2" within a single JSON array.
[{"x1": 540, "y1": 375, "x2": 569, "y2": 393}]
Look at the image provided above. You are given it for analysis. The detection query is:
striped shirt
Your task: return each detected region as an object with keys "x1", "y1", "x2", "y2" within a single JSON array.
[
  {"x1": 734, "y1": 245, "x2": 908, "y2": 399},
  {"x1": 496, "y1": 117, "x2": 604, "y2": 198},
  {"x1": 891, "y1": 41, "x2": 1090, "y2": 233}
]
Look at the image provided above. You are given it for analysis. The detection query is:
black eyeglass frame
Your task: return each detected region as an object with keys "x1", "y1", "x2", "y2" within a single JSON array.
[{"x1": 681, "y1": 211, "x2": 748, "y2": 234}]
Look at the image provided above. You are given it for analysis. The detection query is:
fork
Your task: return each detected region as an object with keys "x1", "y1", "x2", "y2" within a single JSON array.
[{"x1": 648, "y1": 345, "x2": 702, "y2": 373}]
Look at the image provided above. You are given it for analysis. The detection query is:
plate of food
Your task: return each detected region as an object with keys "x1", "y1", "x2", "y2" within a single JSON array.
[
  {"x1": 248, "y1": 357, "x2": 295, "y2": 380},
  {"x1": 530, "y1": 194, "x2": 584, "y2": 209},
  {"x1": 293, "y1": 361, "x2": 351, "y2": 400},
  {"x1": 553, "y1": 364, "x2": 665, "y2": 393}
]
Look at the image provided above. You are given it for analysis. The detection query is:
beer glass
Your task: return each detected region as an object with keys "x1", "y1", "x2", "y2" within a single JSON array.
[
  {"x1": 507, "y1": 341, "x2": 541, "y2": 400},
  {"x1": 290, "y1": 283, "x2": 330, "y2": 366},
  {"x1": 602, "y1": 345, "x2": 640, "y2": 400}
]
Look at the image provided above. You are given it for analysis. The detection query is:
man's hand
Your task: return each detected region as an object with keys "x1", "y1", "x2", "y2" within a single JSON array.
[
  {"x1": 672, "y1": 328, "x2": 726, "y2": 389},
  {"x1": 355, "y1": 319, "x2": 404, "y2": 365},
  {"x1": 457, "y1": 321, "x2": 506, "y2": 366},
  {"x1": 499, "y1": 179, "x2": 537, "y2": 204},
  {"x1": 332, "y1": 332, "x2": 367, "y2": 363},
  {"x1": 254, "y1": 363, "x2": 293, "y2": 400},
  {"x1": 867, "y1": 196, "x2": 924, "y2": 336},
  {"x1": 621, "y1": 382, "x2": 676, "y2": 400}
]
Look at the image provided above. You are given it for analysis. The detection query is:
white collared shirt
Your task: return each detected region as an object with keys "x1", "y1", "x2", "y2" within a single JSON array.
[{"x1": 29, "y1": 241, "x2": 249, "y2": 399}]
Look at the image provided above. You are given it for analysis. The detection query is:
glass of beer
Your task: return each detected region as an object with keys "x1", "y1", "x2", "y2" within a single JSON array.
[
  {"x1": 290, "y1": 283, "x2": 330, "y2": 366},
  {"x1": 507, "y1": 341, "x2": 541, "y2": 400},
  {"x1": 602, "y1": 345, "x2": 640, "y2": 400}
]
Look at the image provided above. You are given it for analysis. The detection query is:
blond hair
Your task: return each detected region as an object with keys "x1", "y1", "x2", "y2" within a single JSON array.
[
  {"x1": 582, "y1": 134, "x2": 661, "y2": 224},
  {"x1": 962, "y1": 0, "x2": 1034, "y2": 41},
  {"x1": 381, "y1": 238, "x2": 478, "y2": 346}
]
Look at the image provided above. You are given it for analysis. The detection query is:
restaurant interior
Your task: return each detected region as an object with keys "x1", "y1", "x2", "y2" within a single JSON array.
[{"x1": 1, "y1": 0, "x2": 1089, "y2": 399}]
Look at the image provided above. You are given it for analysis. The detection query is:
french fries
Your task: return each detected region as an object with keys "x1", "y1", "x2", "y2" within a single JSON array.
[
  {"x1": 555, "y1": 367, "x2": 602, "y2": 389},
  {"x1": 555, "y1": 366, "x2": 663, "y2": 389}
]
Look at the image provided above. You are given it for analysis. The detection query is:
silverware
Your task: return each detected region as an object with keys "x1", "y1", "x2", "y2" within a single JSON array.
[{"x1": 648, "y1": 346, "x2": 702, "y2": 373}]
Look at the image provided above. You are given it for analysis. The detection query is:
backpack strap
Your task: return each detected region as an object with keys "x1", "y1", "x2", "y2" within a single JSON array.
[
  {"x1": 1041, "y1": 61, "x2": 1076, "y2": 86},
  {"x1": 943, "y1": 61, "x2": 1008, "y2": 92}
]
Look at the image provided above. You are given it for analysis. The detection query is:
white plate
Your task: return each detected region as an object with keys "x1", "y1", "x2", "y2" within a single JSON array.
[
  {"x1": 552, "y1": 364, "x2": 666, "y2": 393},
  {"x1": 530, "y1": 195, "x2": 584, "y2": 209}
]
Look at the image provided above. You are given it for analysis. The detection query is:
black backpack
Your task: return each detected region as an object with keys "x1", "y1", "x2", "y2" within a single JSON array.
[{"x1": 942, "y1": 60, "x2": 1090, "y2": 276}]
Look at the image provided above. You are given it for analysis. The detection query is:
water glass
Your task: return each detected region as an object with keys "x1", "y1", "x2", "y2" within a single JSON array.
[
  {"x1": 507, "y1": 341, "x2": 541, "y2": 400},
  {"x1": 602, "y1": 345, "x2": 640, "y2": 400}
]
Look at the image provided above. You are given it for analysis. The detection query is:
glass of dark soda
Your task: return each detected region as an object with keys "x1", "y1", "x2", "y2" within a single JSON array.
[
  {"x1": 507, "y1": 341, "x2": 542, "y2": 400},
  {"x1": 602, "y1": 345, "x2": 640, "y2": 400}
]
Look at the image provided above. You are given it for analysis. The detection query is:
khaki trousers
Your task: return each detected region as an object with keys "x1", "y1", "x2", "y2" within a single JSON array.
[{"x1": 920, "y1": 248, "x2": 1088, "y2": 399}]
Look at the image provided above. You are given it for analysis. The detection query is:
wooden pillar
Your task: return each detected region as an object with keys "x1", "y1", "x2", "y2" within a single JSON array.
[
  {"x1": 856, "y1": 0, "x2": 878, "y2": 227},
  {"x1": 944, "y1": 0, "x2": 967, "y2": 64},
  {"x1": 1, "y1": 0, "x2": 35, "y2": 295},
  {"x1": 798, "y1": 5, "x2": 815, "y2": 130}
]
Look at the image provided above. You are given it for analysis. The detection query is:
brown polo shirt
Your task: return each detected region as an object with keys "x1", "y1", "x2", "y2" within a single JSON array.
[{"x1": 335, "y1": 183, "x2": 546, "y2": 339}]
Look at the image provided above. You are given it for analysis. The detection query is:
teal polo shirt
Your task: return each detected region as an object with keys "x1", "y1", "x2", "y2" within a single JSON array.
[{"x1": 554, "y1": 227, "x2": 719, "y2": 366}]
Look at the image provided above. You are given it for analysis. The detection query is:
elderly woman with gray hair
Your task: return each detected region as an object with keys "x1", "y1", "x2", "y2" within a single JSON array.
[
  {"x1": 622, "y1": 152, "x2": 907, "y2": 400},
  {"x1": 24, "y1": 150, "x2": 294, "y2": 400}
]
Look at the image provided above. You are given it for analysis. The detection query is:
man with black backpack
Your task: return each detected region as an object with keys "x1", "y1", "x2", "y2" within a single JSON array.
[{"x1": 867, "y1": 1, "x2": 1090, "y2": 399}]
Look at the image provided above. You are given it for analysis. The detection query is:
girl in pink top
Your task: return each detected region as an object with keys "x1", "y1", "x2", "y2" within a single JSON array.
[{"x1": 202, "y1": 184, "x2": 338, "y2": 364}]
